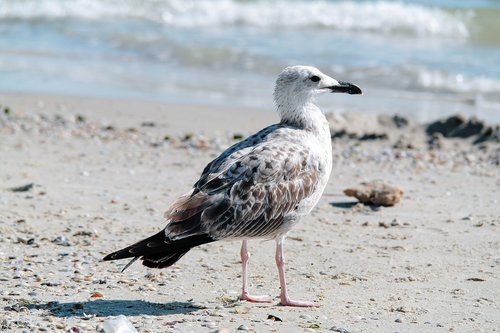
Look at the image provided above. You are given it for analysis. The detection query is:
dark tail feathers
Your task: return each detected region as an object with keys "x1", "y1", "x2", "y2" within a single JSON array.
[{"x1": 103, "y1": 230, "x2": 214, "y2": 270}]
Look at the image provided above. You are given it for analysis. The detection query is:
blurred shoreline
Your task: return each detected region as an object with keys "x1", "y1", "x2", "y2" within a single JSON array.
[{"x1": 1, "y1": 0, "x2": 499, "y2": 123}]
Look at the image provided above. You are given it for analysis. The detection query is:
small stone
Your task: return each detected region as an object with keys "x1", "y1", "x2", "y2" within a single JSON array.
[
  {"x1": 395, "y1": 318, "x2": 402, "y2": 323},
  {"x1": 73, "y1": 230, "x2": 97, "y2": 238},
  {"x1": 237, "y1": 324, "x2": 249, "y2": 331},
  {"x1": 17, "y1": 237, "x2": 29, "y2": 244},
  {"x1": 330, "y1": 326, "x2": 350, "y2": 333},
  {"x1": 102, "y1": 315, "x2": 137, "y2": 333},
  {"x1": 9, "y1": 183, "x2": 34, "y2": 192},
  {"x1": 267, "y1": 314, "x2": 283, "y2": 322},
  {"x1": 90, "y1": 292, "x2": 104, "y2": 298},
  {"x1": 393, "y1": 306, "x2": 407, "y2": 313},
  {"x1": 205, "y1": 321, "x2": 217, "y2": 329},
  {"x1": 307, "y1": 324, "x2": 321, "y2": 329},
  {"x1": 466, "y1": 277, "x2": 485, "y2": 282},
  {"x1": 234, "y1": 306, "x2": 251, "y2": 314},
  {"x1": 52, "y1": 236, "x2": 70, "y2": 246}
]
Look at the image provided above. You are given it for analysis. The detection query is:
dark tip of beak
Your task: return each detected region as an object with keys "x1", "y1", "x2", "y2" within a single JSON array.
[{"x1": 329, "y1": 81, "x2": 362, "y2": 95}]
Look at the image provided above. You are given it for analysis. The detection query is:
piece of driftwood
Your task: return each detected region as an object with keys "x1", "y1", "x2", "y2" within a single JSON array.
[{"x1": 344, "y1": 181, "x2": 403, "y2": 206}]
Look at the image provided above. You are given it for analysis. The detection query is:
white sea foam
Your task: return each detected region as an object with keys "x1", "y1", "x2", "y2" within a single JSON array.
[
  {"x1": 415, "y1": 68, "x2": 500, "y2": 93},
  {"x1": 353, "y1": 64, "x2": 500, "y2": 94},
  {"x1": 0, "y1": 0, "x2": 470, "y2": 38}
]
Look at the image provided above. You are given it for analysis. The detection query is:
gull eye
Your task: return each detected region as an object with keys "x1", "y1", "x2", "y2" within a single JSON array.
[{"x1": 310, "y1": 75, "x2": 320, "y2": 82}]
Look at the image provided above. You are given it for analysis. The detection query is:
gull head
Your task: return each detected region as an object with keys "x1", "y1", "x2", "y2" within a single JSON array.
[
  {"x1": 274, "y1": 65, "x2": 362, "y2": 126},
  {"x1": 274, "y1": 65, "x2": 361, "y2": 103}
]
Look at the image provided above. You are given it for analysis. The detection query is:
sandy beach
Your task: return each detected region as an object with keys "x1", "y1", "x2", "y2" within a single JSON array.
[{"x1": 1, "y1": 91, "x2": 499, "y2": 332}]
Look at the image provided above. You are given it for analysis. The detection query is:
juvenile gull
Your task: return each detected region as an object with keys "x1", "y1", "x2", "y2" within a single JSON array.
[{"x1": 103, "y1": 65, "x2": 362, "y2": 307}]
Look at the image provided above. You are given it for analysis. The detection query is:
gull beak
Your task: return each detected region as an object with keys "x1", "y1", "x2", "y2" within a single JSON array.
[{"x1": 326, "y1": 81, "x2": 362, "y2": 95}]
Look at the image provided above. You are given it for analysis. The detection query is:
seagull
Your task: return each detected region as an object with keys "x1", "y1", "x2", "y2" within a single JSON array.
[{"x1": 103, "y1": 65, "x2": 362, "y2": 307}]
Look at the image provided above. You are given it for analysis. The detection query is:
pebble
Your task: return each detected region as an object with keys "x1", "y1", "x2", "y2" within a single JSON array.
[
  {"x1": 237, "y1": 324, "x2": 249, "y2": 331},
  {"x1": 395, "y1": 318, "x2": 403, "y2": 323},
  {"x1": 205, "y1": 321, "x2": 217, "y2": 329},
  {"x1": 299, "y1": 314, "x2": 312, "y2": 320},
  {"x1": 102, "y1": 315, "x2": 137, "y2": 333},
  {"x1": 330, "y1": 326, "x2": 350, "y2": 333},
  {"x1": 52, "y1": 236, "x2": 70, "y2": 246},
  {"x1": 9, "y1": 183, "x2": 34, "y2": 192}
]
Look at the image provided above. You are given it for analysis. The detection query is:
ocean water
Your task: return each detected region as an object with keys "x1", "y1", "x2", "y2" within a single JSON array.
[{"x1": 0, "y1": 0, "x2": 499, "y2": 122}]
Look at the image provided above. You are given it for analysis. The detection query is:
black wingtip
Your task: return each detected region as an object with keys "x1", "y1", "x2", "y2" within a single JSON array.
[
  {"x1": 121, "y1": 257, "x2": 140, "y2": 272},
  {"x1": 102, "y1": 251, "x2": 123, "y2": 261}
]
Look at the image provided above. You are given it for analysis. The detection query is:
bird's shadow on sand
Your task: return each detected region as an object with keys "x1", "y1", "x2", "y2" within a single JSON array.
[{"x1": 27, "y1": 299, "x2": 198, "y2": 318}]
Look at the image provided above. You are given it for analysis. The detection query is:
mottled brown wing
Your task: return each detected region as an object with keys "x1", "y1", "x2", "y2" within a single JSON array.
[
  {"x1": 194, "y1": 123, "x2": 284, "y2": 190},
  {"x1": 164, "y1": 139, "x2": 321, "y2": 241}
]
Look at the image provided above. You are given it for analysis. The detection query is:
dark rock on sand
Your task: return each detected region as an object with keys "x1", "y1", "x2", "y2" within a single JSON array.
[
  {"x1": 327, "y1": 113, "x2": 409, "y2": 141},
  {"x1": 8, "y1": 183, "x2": 34, "y2": 192},
  {"x1": 426, "y1": 114, "x2": 499, "y2": 144}
]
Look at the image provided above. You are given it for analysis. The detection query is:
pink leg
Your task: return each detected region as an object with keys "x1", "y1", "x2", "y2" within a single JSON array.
[
  {"x1": 239, "y1": 240, "x2": 272, "y2": 303},
  {"x1": 275, "y1": 237, "x2": 318, "y2": 307}
]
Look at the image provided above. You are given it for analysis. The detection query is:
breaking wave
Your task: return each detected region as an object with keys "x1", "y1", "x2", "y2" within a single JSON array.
[{"x1": 0, "y1": 0, "x2": 471, "y2": 38}]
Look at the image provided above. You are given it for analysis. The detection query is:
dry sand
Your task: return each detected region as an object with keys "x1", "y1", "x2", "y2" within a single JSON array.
[{"x1": 1, "y1": 92, "x2": 499, "y2": 332}]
